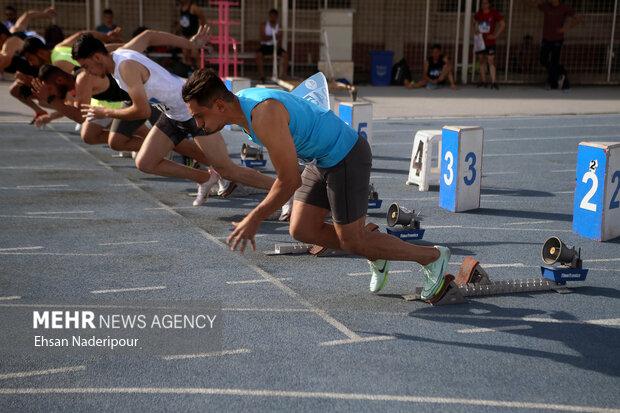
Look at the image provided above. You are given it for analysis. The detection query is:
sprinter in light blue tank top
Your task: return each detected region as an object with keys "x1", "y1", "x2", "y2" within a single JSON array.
[
  {"x1": 183, "y1": 69, "x2": 451, "y2": 302},
  {"x1": 236, "y1": 88, "x2": 357, "y2": 168}
]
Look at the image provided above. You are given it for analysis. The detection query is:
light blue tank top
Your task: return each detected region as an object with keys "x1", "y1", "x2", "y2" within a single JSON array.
[{"x1": 236, "y1": 88, "x2": 358, "y2": 168}]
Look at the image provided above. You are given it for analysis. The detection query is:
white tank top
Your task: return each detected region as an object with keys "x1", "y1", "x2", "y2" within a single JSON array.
[
  {"x1": 261, "y1": 22, "x2": 279, "y2": 46},
  {"x1": 112, "y1": 48, "x2": 190, "y2": 121}
]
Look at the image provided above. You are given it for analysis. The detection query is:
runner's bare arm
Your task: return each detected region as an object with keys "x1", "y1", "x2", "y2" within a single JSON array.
[
  {"x1": 122, "y1": 26, "x2": 210, "y2": 53},
  {"x1": 10, "y1": 7, "x2": 56, "y2": 33},
  {"x1": 81, "y1": 60, "x2": 150, "y2": 121},
  {"x1": 0, "y1": 37, "x2": 22, "y2": 71},
  {"x1": 248, "y1": 100, "x2": 301, "y2": 221},
  {"x1": 58, "y1": 28, "x2": 121, "y2": 47}
]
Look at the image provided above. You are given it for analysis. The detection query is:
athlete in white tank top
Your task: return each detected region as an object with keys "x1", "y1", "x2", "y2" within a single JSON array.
[
  {"x1": 261, "y1": 22, "x2": 279, "y2": 46},
  {"x1": 111, "y1": 48, "x2": 190, "y2": 121}
]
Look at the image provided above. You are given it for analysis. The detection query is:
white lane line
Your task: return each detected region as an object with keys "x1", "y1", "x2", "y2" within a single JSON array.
[
  {"x1": 26, "y1": 211, "x2": 94, "y2": 215},
  {"x1": 91, "y1": 286, "x2": 166, "y2": 294},
  {"x1": 349, "y1": 269, "x2": 414, "y2": 277},
  {"x1": 221, "y1": 307, "x2": 313, "y2": 313},
  {"x1": 374, "y1": 123, "x2": 620, "y2": 133},
  {"x1": 0, "y1": 246, "x2": 43, "y2": 252},
  {"x1": 419, "y1": 313, "x2": 620, "y2": 327},
  {"x1": 0, "y1": 387, "x2": 617, "y2": 412},
  {"x1": 551, "y1": 169, "x2": 575, "y2": 173},
  {"x1": 0, "y1": 166, "x2": 100, "y2": 170},
  {"x1": 226, "y1": 278, "x2": 291, "y2": 285},
  {"x1": 144, "y1": 206, "x2": 199, "y2": 211},
  {"x1": 98, "y1": 241, "x2": 159, "y2": 246},
  {"x1": 0, "y1": 215, "x2": 93, "y2": 220},
  {"x1": 15, "y1": 184, "x2": 69, "y2": 189},
  {"x1": 0, "y1": 252, "x2": 110, "y2": 256},
  {"x1": 0, "y1": 296, "x2": 21, "y2": 301},
  {"x1": 482, "y1": 171, "x2": 520, "y2": 176},
  {"x1": 320, "y1": 335, "x2": 395, "y2": 346},
  {"x1": 0, "y1": 366, "x2": 86, "y2": 380},
  {"x1": 422, "y1": 225, "x2": 572, "y2": 233},
  {"x1": 486, "y1": 135, "x2": 617, "y2": 143},
  {"x1": 521, "y1": 317, "x2": 620, "y2": 326},
  {"x1": 347, "y1": 262, "x2": 526, "y2": 277},
  {"x1": 485, "y1": 151, "x2": 577, "y2": 157},
  {"x1": 504, "y1": 220, "x2": 554, "y2": 226},
  {"x1": 457, "y1": 325, "x2": 532, "y2": 334},
  {"x1": 583, "y1": 258, "x2": 620, "y2": 263},
  {"x1": 162, "y1": 348, "x2": 251, "y2": 360},
  {"x1": 0, "y1": 303, "x2": 314, "y2": 313}
]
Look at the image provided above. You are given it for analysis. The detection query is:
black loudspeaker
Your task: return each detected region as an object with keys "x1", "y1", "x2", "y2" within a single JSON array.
[
  {"x1": 241, "y1": 143, "x2": 262, "y2": 160},
  {"x1": 387, "y1": 203, "x2": 419, "y2": 228},
  {"x1": 541, "y1": 237, "x2": 580, "y2": 267}
]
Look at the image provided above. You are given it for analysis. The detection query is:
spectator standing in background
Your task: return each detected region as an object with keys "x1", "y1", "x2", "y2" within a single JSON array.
[
  {"x1": 528, "y1": 0, "x2": 582, "y2": 90},
  {"x1": 96, "y1": 9, "x2": 117, "y2": 35},
  {"x1": 473, "y1": 0, "x2": 505, "y2": 90}
]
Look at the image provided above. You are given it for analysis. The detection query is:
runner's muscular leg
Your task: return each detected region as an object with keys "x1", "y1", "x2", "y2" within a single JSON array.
[{"x1": 134, "y1": 126, "x2": 212, "y2": 183}]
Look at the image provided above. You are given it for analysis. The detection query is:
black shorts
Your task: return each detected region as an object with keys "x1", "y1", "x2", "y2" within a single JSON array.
[
  {"x1": 258, "y1": 44, "x2": 286, "y2": 56},
  {"x1": 154, "y1": 111, "x2": 206, "y2": 146},
  {"x1": 476, "y1": 44, "x2": 497, "y2": 56},
  {"x1": 109, "y1": 105, "x2": 161, "y2": 137},
  {"x1": 294, "y1": 137, "x2": 372, "y2": 225}
]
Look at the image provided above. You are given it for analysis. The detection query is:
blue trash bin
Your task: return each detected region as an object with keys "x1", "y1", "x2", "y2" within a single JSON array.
[{"x1": 370, "y1": 50, "x2": 394, "y2": 86}]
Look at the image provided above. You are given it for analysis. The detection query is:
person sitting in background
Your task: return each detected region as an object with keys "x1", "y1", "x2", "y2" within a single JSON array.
[
  {"x1": 176, "y1": 0, "x2": 206, "y2": 68},
  {"x1": 404, "y1": 44, "x2": 456, "y2": 90},
  {"x1": 96, "y1": 9, "x2": 117, "y2": 35},
  {"x1": 473, "y1": 0, "x2": 505, "y2": 90},
  {"x1": 255, "y1": 8, "x2": 289, "y2": 82}
]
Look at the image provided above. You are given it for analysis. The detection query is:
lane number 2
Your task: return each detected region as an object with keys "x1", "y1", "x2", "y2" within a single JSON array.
[{"x1": 580, "y1": 170, "x2": 598, "y2": 212}]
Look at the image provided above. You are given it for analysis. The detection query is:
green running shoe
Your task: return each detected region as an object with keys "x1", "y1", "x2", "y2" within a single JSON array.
[
  {"x1": 420, "y1": 246, "x2": 451, "y2": 301},
  {"x1": 368, "y1": 259, "x2": 390, "y2": 293}
]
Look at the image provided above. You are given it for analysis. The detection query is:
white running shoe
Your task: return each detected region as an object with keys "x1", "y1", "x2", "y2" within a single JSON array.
[
  {"x1": 279, "y1": 197, "x2": 293, "y2": 221},
  {"x1": 217, "y1": 178, "x2": 231, "y2": 196},
  {"x1": 420, "y1": 246, "x2": 451, "y2": 301},
  {"x1": 193, "y1": 169, "x2": 220, "y2": 206},
  {"x1": 368, "y1": 259, "x2": 390, "y2": 293}
]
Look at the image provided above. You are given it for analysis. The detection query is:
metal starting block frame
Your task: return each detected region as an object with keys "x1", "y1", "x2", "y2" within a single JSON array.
[{"x1": 403, "y1": 257, "x2": 585, "y2": 305}]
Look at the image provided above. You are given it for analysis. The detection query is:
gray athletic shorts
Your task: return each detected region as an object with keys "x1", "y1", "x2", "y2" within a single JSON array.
[
  {"x1": 294, "y1": 137, "x2": 372, "y2": 225},
  {"x1": 109, "y1": 105, "x2": 161, "y2": 137}
]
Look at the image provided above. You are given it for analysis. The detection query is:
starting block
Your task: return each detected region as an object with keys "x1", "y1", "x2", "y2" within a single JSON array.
[
  {"x1": 572, "y1": 142, "x2": 620, "y2": 241},
  {"x1": 403, "y1": 256, "x2": 586, "y2": 305},
  {"x1": 224, "y1": 77, "x2": 251, "y2": 131},
  {"x1": 240, "y1": 143, "x2": 267, "y2": 168},
  {"x1": 368, "y1": 183, "x2": 383, "y2": 209},
  {"x1": 338, "y1": 101, "x2": 372, "y2": 144},
  {"x1": 406, "y1": 130, "x2": 442, "y2": 191},
  {"x1": 439, "y1": 126, "x2": 484, "y2": 212}
]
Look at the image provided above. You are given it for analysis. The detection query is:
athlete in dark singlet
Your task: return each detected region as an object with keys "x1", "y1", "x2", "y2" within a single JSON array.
[{"x1": 404, "y1": 44, "x2": 457, "y2": 90}]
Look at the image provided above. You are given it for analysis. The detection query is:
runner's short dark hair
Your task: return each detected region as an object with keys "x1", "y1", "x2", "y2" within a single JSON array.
[
  {"x1": 71, "y1": 33, "x2": 108, "y2": 60},
  {"x1": 22, "y1": 37, "x2": 48, "y2": 55},
  {"x1": 431, "y1": 43, "x2": 442, "y2": 51},
  {"x1": 269, "y1": 8, "x2": 278, "y2": 16},
  {"x1": 38, "y1": 63, "x2": 66, "y2": 81},
  {"x1": 182, "y1": 68, "x2": 235, "y2": 107},
  {"x1": 103, "y1": 8, "x2": 113, "y2": 15}
]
